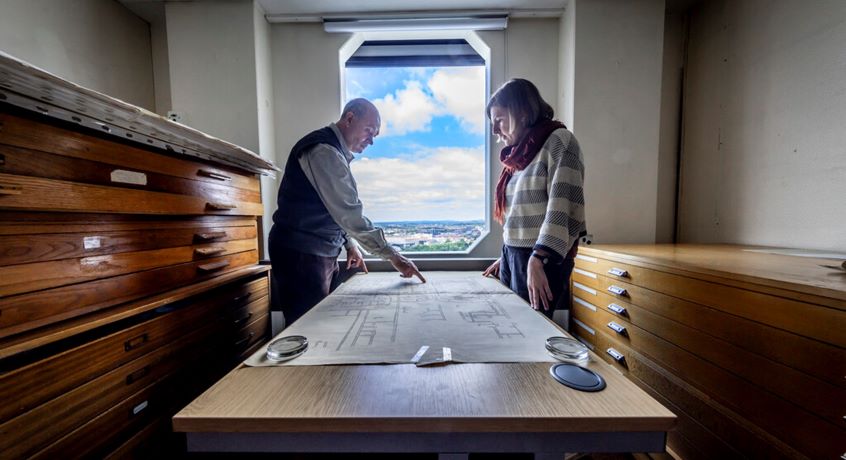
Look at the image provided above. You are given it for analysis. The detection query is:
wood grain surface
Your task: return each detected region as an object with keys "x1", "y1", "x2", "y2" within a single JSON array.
[{"x1": 579, "y1": 244, "x2": 846, "y2": 305}]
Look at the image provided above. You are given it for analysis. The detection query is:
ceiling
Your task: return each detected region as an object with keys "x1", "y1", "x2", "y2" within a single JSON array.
[
  {"x1": 255, "y1": 0, "x2": 567, "y2": 17},
  {"x1": 120, "y1": 0, "x2": 701, "y2": 24}
]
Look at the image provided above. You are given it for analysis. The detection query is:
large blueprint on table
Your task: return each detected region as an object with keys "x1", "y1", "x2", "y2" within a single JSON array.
[{"x1": 245, "y1": 272, "x2": 567, "y2": 366}]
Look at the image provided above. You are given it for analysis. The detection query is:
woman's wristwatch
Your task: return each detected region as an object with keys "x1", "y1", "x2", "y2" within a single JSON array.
[{"x1": 531, "y1": 251, "x2": 550, "y2": 265}]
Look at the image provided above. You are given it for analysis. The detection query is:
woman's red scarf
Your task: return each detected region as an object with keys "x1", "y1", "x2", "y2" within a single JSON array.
[{"x1": 494, "y1": 119, "x2": 567, "y2": 224}]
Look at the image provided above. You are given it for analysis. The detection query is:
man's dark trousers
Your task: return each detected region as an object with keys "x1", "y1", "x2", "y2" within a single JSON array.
[{"x1": 269, "y1": 244, "x2": 339, "y2": 327}]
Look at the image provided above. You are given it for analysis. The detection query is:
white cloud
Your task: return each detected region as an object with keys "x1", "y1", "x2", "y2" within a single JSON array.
[
  {"x1": 428, "y1": 67, "x2": 487, "y2": 134},
  {"x1": 372, "y1": 80, "x2": 440, "y2": 137},
  {"x1": 370, "y1": 67, "x2": 485, "y2": 137},
  {"x1": 351, "y1": 145, "x2": 485, "y2": 222}
]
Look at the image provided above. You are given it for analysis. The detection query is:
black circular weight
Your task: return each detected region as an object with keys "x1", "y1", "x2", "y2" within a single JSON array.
[{"x1": 549, "y1": 363, "x2": 607, "y2": 392}]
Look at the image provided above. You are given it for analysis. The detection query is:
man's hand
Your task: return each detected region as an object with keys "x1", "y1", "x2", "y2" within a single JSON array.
[
  {"x1": 346, "y1": 245, "x2": 368, "y2": 273},
  {"x1": 526, "y1": 255, "x2": 553, "y2": 311},
  {"x1": 482, "y1": 258, "x2": 501, "y2": 278},
  {"x1": 388, "y1": 253, "x2": 426, "y2": 283}
]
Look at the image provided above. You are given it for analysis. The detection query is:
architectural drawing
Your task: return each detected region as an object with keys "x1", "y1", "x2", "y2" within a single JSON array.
[{"x1": 245, "y1": 272, "x2": 567, "y2": 367}]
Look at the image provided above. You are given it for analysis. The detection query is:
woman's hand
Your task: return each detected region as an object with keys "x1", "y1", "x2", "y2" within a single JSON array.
[
  {"x1": 527, "y1": 256, "x2": 553, "y2": 311},
  {"x1": 483, "y1": 258, "x2": 501, "y2": 278},
  {"x1": 346, "y1": 245, "x2": 369, "y2": 273}
]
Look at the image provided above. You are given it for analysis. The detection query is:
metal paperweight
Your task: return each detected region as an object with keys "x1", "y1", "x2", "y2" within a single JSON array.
[
  {"x1": 545, "y1": 336, "x2": 589, "y2": 364},
  {"x1": 549, "y1": 363, "x2": 606, "y2": 392},
  {"x1": 266, "y1": 335, "x2": 308, "y2": 362}
]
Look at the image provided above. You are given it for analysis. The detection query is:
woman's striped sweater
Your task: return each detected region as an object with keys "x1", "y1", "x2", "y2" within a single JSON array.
[{"x1": 503, "y1": 127, "x2": 586, "y2": 260}]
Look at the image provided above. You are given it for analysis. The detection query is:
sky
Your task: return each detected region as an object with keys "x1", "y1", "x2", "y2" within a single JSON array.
[{"x1": 345, "y1": 66, "x2": 486, "y2": 222}]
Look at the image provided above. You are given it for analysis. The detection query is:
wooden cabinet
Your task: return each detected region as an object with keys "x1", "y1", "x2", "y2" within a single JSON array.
[
  {"x1": 571, "y1": 245, "x2": 846, "y2": 460},
  {"x1": 0, "y1": 102, "x2": 272, "y2": 459}
]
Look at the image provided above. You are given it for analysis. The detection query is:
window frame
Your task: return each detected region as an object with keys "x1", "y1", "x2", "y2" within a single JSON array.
[{"x1": 339, "y1": 30, "x2": 494, "y2": 260}]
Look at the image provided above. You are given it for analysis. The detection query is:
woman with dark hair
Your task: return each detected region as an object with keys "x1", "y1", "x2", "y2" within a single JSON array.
[{"x1": 482, "y1": 78, "x2": 586, "y2": 321}]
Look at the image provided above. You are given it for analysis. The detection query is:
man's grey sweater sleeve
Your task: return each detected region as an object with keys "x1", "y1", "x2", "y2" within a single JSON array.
[{"x1": 298, "y1": 144, "x2": 397, "y2": 259}]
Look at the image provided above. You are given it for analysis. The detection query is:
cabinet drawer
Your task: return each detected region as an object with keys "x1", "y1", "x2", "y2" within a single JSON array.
[
  {"x1": 223, "y1": 275, "x2": 269, "y2": 313},
  {"x1": 0, "y1": 222, "x2": 256, "y2": 266},
  {"x1": 0, "y1": 112, "x2": 259, "y2": 193},
  {"x1": 0, "y1": 250, "x2": 258, "y2": 337},
  {"x1": 591, "y1": 324, "x2": 845, "y2": 459},
  {"x1": 28, "y1": 371, "x2": 180, "y2": 460},
  {"x1": 589, "y1": 301, "x2": 845, "y2": 428},
  {"x1": 231, "y1": 295, "x2": 270, "y2": 330},
  {"x1": 588, "y1": 262, "x2": 846, "y2": 349},
  {"x1": 571, "y1": 266, "x2": 601, "y2": 290},
  {"x1": 233, "y1": 312, "x2": 269, "y2": 355},
  {"x1": 0, "y1": 144, "x2": 260, "y2": 206},
  {"x1": 0, "y1": 289, "x2": 232, "y2": 423},
  {"x1": 0, "y1": 325, "x2": 216, "y2": 459},
  {"x1": 0, "y1": 171, "x2": 263, "y2": 215},
  {"x1": 590, "y1": 332, "x2": 804, "y2": 460},
  {"x1": 570, "y1": 296, "x2": 599, "y2": 350},
  {"x1": 0, "y1": 238, "x2": 256, "y2": 297},
  {"x1": 590, "y1": 285, "x2": 845, "y2": 388}
]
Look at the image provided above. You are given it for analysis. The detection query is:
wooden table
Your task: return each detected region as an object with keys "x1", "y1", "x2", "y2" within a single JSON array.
[{"x1": 173, "y1": 272, "x2": 676, "y2": 459}]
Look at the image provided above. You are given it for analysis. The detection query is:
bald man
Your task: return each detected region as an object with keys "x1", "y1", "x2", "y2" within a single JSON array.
[{"x1": 269, "y1": 98, "x2": 425, "y2": 326}]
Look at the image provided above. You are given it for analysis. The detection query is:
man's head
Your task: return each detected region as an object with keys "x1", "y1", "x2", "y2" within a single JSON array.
[{"x1": 337, "y1": 98, "x2": 380, "y2": 153}]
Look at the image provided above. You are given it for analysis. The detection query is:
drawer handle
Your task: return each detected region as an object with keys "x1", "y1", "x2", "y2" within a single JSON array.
[
  {"x1": 607, "y1": 321, "x2": 627, "y2": 335},
  {"x1": 0, "y1": 184, "x2": 23, "y2": 195},
  {"x1": 606, "y1": 348, "x2": 625, "y2": 363},
  {"x1": 195, "y1": 231, "x2": 227, "y2": 241},
  {"x1": 608, "y1": 303, "x2": 628, "y2": 315},
  {"x1": 608, "y1": 267, "x2": 629, "y2": 277},
  {"x1": 194, "y1": 247, "x2": 227, "y2": 257},
  {"x1": 124, "y1": 333, "x2": 149, "y2": 352},
  {"x1": 234, "y1": 312, "x2": 254, "y2": 326},
  {"x1": 197, "y1": 169, "x2": 232, "y2": 181},
  {"x1": 233, "y1": 292, "x2": 253, "y2": 303},
  {"x1": 234, "y1": 332, "x2": 255, "y2": 348},
  {"x1": 131, "y1": 400, "x2": 149, "y2": 416},
  {"x1": 206, "y1": 202, "x2": 237, "y2": 210},
  {"x1": 607, "y1": 285, "x2": 628, "y2": 296},
  {"x1": 198, "y1": 261, "x2": 230, "y2": 272},
  {"x1": 126, "y1": 366, "x2": 150, "y2": 385}
]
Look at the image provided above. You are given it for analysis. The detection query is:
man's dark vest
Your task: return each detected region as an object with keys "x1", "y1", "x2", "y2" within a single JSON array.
[{"x1": 270, "y1": 127, "x2": 346, "y2": 257}]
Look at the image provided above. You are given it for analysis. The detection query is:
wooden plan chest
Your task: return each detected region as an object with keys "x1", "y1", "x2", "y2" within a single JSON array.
[
  {"x1": 0, "y1": 105, "x2": 271, "y2": 458},
  {"x1": 571, "y1": 244, "x2": 846, "y2": 459}
]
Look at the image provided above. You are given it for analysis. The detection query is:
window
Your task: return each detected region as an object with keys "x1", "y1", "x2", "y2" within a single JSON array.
[{"x1": 343, "y1": 39, "x2": 487, "y2": 253}]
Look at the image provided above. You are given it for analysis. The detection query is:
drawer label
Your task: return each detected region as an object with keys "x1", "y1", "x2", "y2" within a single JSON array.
[
  {"x1": 574, "y1": 268, "x2": 598, "y2": 279},
  {"x1": 111, "y1": 169, "x2": 147, "y2": 186},
  {"x1": 573, "y1": 318, "x2": 596, "y2": 335},
  {"x1": 83, "y1": 236, "x2": 101, "y2": 249},
  {"x1": 573, "y1": 281, "x2": 597, "y2": 296},
  {"x1": 576, "y1": 254, "x2": 598, "y2": 263},
  {"x1": 573, "y1": 296, "x2": 598, "y2": 312}
]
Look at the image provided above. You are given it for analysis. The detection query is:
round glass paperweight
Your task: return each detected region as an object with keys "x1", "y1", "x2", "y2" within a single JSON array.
[
  {"x1": 266, "y1": 335, "x2": 308, "y2": 362},
  {"x1": 545, "y1": 336, "x2": 589, "y2": 364}
]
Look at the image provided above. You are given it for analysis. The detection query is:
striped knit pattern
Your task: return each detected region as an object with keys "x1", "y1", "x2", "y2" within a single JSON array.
[{"x1": 503, "y1": 127, "x2": 586, "y2": 259}]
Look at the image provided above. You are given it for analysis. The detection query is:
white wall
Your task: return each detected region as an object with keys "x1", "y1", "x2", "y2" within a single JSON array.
[
  {"x1": 679, "y1": 0, "x2": 846, "y2": 251},
  {"x1": 656, "y1": 12, "x2": 686, "y2": 243},
  {"x1": 254, "y1": 1, "x2": 277, "y2": 258},
  {"x1": 558, "y1": 3, "x2": 577, "y2": 129},
  {"x1": 165, "y1": 1, "x2": 260, "y2": 152},
  {"x1": 150, "y1": 7, "x2": 171, "y2": 116},
  {"x1": 503, "y1": 19, "x2": 561, "y2": 115},
  {"x1": 0, "y1": 0, "x2": 154, "y2": 110},
  {"x1": 572, "y1": 0, "x2": 666, "y2": 244}
]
